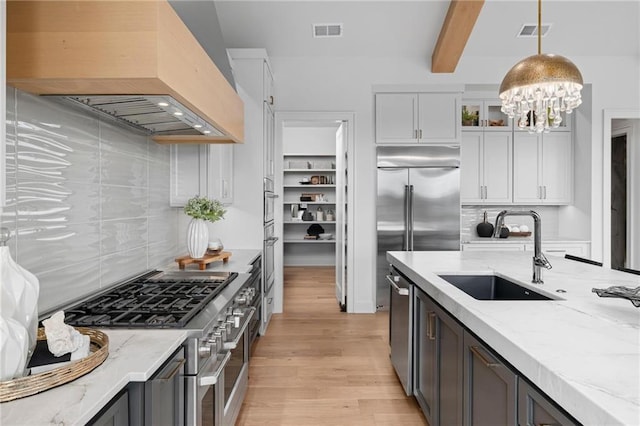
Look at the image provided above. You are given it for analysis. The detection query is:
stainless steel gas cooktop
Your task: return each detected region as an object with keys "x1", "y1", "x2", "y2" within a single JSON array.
[{"x1": 64, "y1": 271, "x2": 238, "y2": 328}]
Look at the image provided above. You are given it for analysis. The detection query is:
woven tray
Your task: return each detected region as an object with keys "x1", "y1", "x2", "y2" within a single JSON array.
[{"x1": 0, "y1": 327, "x2": 109, "y2": 402}]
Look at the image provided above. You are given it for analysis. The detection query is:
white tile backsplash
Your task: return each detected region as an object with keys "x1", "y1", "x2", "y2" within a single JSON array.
[{"x1": 2, "y1": 87, "x2": 179, "y2": 314}]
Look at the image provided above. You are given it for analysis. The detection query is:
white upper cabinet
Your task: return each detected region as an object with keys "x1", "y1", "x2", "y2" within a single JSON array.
[
  {"x1": 169, "y1": 144, "x2": 234, "y2": 206},
  {"x1": 375, "y1": 92, "x2": 460, "y2": 144},
  {"x1": 461, "y1": 99, "x2": 512, "y2": 132},
  {"x1": 461, "y1": 131, "x2": 512, "y2": 204},
  {"x1": 228, "y1": 48, "x2": 275, "y2": 180},
  {"x1": 513, "y1": 131, "x2": 573, "y2": 205},
  {"x1": 206, "y1": 144, "x2": 234, "y2": 205}
]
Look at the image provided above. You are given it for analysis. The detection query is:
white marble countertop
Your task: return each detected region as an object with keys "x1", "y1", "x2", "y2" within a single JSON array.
[
  {"x1": 0, "y1": 329, "x2": 189, "y2": 425},
  {"x1": 387, "y1": 250, "x2": 640, "y2": 426},
  {"x1": 0, "y1": 248, "x2": 261, "y2": 425}
]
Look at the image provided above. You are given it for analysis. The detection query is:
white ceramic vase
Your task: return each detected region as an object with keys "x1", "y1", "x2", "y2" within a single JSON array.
[
  {"x1": 187, "y1": 218, "x2": 209, "y2": 258},
  {"x1": 0, "y1": 229, "x2": 40, "y2": 380}
]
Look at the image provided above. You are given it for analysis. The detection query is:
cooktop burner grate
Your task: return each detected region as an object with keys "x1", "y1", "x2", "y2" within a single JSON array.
[{"x1": 64, "y1": 271, "x2": 237, "y2": 328}]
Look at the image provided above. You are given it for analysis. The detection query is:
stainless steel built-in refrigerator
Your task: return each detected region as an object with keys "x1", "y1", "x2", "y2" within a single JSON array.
[{"x1": 376, "y1": 146, "x2": 460, "y2": 309}]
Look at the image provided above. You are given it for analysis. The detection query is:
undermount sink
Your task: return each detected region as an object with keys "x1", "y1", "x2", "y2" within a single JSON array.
[{"x1": 438, "y1": 275, "x2": 553, "y2": 301}]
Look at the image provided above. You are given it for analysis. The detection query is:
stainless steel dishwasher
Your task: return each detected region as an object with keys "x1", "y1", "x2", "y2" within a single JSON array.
[{"x1": 387, "y1": 266, "x2": 413, "y2": 395}]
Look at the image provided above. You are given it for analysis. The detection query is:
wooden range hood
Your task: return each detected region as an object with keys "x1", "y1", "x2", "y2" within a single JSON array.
[{"x1": 6, "y1": 0, "x2": 244, "y2": 144}]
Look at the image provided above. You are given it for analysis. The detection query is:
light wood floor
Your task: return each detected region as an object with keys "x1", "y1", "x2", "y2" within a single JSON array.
[{"x1": 236, "y1": 266, "x2": 427, "y2": 426}]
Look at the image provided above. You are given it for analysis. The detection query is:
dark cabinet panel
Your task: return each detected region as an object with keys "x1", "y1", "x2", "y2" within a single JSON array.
[
  {"x1": 518, "y1": 378, "x2": 578, "y2": 426},
  {"x1": 414, "y1": 288, "x2": 463, "y2": 426},
  {"x1": 463, "y1": 332, "x2": 517, "y2": 426},
  {"x1": 414, "y1": 288, "x2": 437, "y2": 424}
]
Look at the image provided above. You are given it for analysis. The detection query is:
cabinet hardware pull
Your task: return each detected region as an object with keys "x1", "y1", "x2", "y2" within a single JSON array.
[
  {"x1": 419, "y1": 129, "x2": 423, "y2": 139},
  {"x1": 470, "y1": 345, "x2": 501, "y2": 368},
  {"x1": 269, "y1": 95, "x2": 274, "y2": 105},
  {"x1": 427, "y1": 312, "x2": 436, "y2": 340},
  {"x1": 386, "y1": 275, "x2": 409, "y2": 296},
  {"x1": 543, "y1": 186, "x2": 547, "y2": 199},
  {"x1": 158, "y1": 358, "x2": 186, "y2": 382}
]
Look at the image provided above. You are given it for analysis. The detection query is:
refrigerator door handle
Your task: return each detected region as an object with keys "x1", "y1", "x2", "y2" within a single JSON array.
[
  {"x1": 403, "y1": 185, "x2": 410, "y2": 251},
  {"x1": 408, "y1": 185, "x2": 414, "y2": 251}
]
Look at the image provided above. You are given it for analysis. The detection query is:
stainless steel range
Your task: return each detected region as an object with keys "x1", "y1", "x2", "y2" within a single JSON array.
[{"x1": 65, "y1": 270, "x2": 259, "y2": 426}]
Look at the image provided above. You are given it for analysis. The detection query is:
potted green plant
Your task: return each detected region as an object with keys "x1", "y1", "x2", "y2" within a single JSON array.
[
  {"x1": 184, "y1": 195, "x2": 226, "y2": 258},
  {"x1": 462, "y1": 106, "x2": 478, "y2": 127}
]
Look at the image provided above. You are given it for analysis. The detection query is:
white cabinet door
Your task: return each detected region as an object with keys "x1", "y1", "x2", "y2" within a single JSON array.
[
  {"x1": 513, "y1": 131, "x2": 573, "y2": 205},
  {"x1": 418, "y1": 93, "x2": 459, "y2": 143},
  {"x1": 375, "y1": 93, "x2": 418, "y2": 144},
  {"x1": 513, "y1": 133, "x2": 541, "y2": 204},
  {"x1": 263, "y1": 60, "x2": 274, "y2": 106},
  {"x1": 206, "y1": 144, "x2": 234, "y2": 205},
  {"x1": 461, "y1": 132, "x2": 483, "y2": 203},
  {"x1": 461, "y1": 132, "x2": 512, "y2": 204},
  {"x1": 525, "y1": 242, "x2": 589, "y2": 258},
  {"x1": 541, "y1": 132, "x2": 572, "y2": 204},
  {"x1": 170, "y1": 144, "x2": 234, "y2": 207},
  {"x1": 263, "y1": 103, "x2": 274, "y2": 180},
  {"x1": 461, "y1": 99, "x2": 512, "y2": 132},
  {"x1": 170, "y1": 144, "x2": 203, "y2": 207},
  {"x1": 483, "y1": 132, "x2": 512, "y2": 203}
]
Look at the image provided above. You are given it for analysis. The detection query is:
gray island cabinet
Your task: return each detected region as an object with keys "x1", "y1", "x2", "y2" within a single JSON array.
[
  {"x1": 388, "y1": 250, "x2": 640, "y2": 426},
  {"x1": 414, "y1": 286, "x2": 572, "y2": 426}
]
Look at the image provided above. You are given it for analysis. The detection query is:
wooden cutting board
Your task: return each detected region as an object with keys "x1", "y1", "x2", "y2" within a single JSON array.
[{"x1": 175, "y1": 251, "x2": 231, "y2": 270}]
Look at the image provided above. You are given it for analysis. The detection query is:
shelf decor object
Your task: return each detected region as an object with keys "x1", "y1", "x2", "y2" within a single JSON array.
[
  {"x1": 0, "y1": 228, "x2": 39, "y2": 382},
  {"x1": 499, "y1": 0, "x2": 583, "y2": 133},
  {"x1": 184, "y1": 196, "x2": 226, "y2": 259}
]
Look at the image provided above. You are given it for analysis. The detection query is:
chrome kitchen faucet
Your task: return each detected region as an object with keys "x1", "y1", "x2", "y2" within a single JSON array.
[{"x1": 493, "y1": 210, "x2": 552, "y2": 284}]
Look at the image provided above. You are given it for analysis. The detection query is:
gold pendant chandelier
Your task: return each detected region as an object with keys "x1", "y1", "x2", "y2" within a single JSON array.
[{"x1": 499, "y1": 0, "x2": 583, "y2": 133}]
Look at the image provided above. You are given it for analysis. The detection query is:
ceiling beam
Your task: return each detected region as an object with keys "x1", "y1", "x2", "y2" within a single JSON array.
[{"x1": 431, "y1": 0, "x2": 485, "y2": 73}]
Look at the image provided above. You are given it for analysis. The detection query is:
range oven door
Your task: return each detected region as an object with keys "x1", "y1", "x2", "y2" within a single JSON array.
[
  {"x1": 186, "y1": 309, "x2": 254, "y2": 426},
  {"x1": 186, "y1": 351, "x2": 230, "y2": 426}
]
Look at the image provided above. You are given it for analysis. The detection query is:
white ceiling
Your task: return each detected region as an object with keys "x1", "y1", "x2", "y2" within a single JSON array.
[{"x1": 214, "y1": 0, "x2": 640, "y2": 59}]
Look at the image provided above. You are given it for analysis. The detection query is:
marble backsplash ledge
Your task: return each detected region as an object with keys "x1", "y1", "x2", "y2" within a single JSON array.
[{"x1": 2, "y1": 86, "x2": 180, "y2": 314}]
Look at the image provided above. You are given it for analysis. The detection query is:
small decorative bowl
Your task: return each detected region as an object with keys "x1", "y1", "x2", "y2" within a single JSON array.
[{"x1": 318, "y1": 233, "x2": 333, "y2": 240}]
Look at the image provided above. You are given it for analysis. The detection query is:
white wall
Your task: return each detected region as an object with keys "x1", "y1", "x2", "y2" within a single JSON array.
[
  {"x1": 283, "y1": 126, "x2": 337, "y2": 155},
  {"x1": 270, "y1": 54, "x2": 640, "y2": 313}
]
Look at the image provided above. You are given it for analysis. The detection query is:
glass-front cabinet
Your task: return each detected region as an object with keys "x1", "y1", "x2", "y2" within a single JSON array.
[{"x1": 461, "y1": 99, "x2": 512, "y2": 131}]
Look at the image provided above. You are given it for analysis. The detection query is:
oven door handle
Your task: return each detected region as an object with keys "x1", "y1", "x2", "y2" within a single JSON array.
[
  {"x1": 265, "y1": 237, "x2": 279, "y2": 246},
  {"x1": 223, "y1": 307, "x2": 256, "y2": 350},
  {"x1": 199, "y1": 351, "x2": 232, "y2": 387},
  {"x1": 265, "y1": 193, "x2": 279, "y2": 199}
]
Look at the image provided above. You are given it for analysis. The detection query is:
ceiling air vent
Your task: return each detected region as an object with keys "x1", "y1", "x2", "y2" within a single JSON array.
[
  {"x1": 313, "y1": 23, "x2": 343, "y2": 38},
  {"x1": 518, "y1": 24, "x2": 551, "y2": 37}
]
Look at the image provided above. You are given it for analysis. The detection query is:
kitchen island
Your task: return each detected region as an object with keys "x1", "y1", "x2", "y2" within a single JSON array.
[{"x1": 388, "y1": 250, "x2": 640, "y2": 426}]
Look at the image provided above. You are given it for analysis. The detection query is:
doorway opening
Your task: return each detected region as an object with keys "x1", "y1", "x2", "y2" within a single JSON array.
[
  {"x1": 275, "y1": 112, "x2": 355, "y2": 313},
  {"x1": 610, "y1": 133, "x2": 627, "y2": 269}
]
